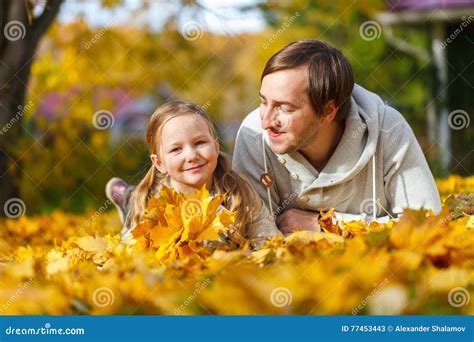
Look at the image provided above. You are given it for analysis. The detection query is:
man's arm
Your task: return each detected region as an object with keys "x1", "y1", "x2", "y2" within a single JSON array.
[{"x1": 382, "y1": 107, "x2": 442, "y2": 215}]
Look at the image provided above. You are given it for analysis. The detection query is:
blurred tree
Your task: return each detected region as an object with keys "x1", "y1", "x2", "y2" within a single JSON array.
[{"x1": 0, "y1": 0, "x2": 63, "y2": 214}]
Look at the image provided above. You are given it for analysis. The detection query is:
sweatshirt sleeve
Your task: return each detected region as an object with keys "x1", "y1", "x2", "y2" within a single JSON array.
[
  {"x1": 247, "y1": 198, "x2": 283, "y2": 249},
  {"x1": 382, "y1": 107, "x2": 442, "y2": 215}
]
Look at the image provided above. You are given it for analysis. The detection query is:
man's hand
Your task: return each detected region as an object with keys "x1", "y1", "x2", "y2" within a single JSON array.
[{"x1": 275, "y1": 208, "x2": 321, "y2": 235}]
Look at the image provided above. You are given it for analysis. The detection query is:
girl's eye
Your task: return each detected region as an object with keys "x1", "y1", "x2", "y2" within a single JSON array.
[
  {"x1": 195, "y1": 140, "x2": 207, "y2": 146},
  {"x1": 170, "y1": 147, "x2": 181, "y2": 153}
]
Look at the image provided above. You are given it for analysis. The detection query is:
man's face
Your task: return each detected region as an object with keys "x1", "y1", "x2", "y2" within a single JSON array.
[{"x1": 259, "y1": 67, "x2": 322, "y2": 154}]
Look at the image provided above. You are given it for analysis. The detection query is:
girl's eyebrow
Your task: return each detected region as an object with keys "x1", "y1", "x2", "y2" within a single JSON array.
[
  {"x1": 163, "y1": 141, "x2": 181, "y2": 148},
  {"x1": 164, "y1": 133, "x2": 208, "y2": 148}
]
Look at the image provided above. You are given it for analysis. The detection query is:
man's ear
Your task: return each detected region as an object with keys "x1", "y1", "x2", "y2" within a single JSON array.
[
  {"x1": 150, "y1": 154, "x2": 166, "y2": 174},
  {"x1": 321, "y1": 100, "x2": 338, "y2": 124}
]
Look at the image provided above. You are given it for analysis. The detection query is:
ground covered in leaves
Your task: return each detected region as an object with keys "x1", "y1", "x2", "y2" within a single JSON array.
[{"x1": 0, "y1": 176, "x2": 473, "y2": 315}]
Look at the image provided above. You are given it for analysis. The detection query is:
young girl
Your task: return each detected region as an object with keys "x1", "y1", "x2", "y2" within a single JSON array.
[{"x1": 123, "y1": 100, "x2": 281, "y2": 247}]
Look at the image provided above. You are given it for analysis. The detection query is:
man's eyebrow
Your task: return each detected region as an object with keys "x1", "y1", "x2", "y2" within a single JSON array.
[{"x1": 259, "y1": 92, "x2": 298, "y2": 107}]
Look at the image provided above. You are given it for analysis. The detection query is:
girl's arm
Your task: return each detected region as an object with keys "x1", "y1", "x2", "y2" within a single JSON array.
[{"x1": 247, "y1": 198, "x2": 283, "y2": 249}]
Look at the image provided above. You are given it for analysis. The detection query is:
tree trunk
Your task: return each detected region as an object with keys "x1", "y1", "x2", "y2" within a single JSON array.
[{"x1": 0, "y1": 0, "x2": 63, "y2": 215}]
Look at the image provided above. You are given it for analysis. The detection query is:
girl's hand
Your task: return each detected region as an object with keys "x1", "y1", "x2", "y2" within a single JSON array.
[{"x1": 275, "y1": 208, "x2": 321, "y2": 236}]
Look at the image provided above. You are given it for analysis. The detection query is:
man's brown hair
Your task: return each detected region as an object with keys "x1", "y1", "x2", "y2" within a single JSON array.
[{"x1": 261, "y1": 39, "x2": 354, "y2": 122}]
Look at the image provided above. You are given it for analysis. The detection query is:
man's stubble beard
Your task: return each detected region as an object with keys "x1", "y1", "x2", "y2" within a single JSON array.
[{"x1": 270, "y1": 121, "x2": 321, "y2": 155}]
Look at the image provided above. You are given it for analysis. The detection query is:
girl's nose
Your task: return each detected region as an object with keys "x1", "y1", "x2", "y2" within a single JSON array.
[{"x1": 184, "y1": 146, "x2": 198, "y2": 161}]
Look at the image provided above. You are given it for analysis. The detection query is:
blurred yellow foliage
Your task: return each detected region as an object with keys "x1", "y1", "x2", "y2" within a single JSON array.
[{"x1": 0, "y1": 177, "x2": 472, "y2": 315}]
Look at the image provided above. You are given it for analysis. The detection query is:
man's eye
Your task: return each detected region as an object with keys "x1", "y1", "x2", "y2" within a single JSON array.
[{"x1": 278, "y1": 106, "x2": 293, "y2": 114}]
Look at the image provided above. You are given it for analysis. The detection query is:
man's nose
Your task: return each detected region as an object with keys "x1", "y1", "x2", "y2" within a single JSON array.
[{"x1": 261, "y1": 105, "x2": 276, "y2": 129}]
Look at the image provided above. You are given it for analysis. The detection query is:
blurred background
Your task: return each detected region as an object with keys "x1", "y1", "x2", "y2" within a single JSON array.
[{"x1": 1, "y1": 0, "x2": 473, "y2": 216}]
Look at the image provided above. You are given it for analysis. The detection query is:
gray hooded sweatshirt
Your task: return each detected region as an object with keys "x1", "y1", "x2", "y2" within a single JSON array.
[{"x1": 232, "y1": 84, "x2": 442, "y2": 223}]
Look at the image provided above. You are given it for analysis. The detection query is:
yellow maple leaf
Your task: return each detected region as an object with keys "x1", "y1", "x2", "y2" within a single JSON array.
[{"x1": 75, "y1": 235, "x2": 107, "y2": 253}]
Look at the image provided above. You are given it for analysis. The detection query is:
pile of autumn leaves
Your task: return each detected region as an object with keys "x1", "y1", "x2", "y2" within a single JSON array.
[{"x1": 0, "y1": 176, "x2": 472, "y2": 315}]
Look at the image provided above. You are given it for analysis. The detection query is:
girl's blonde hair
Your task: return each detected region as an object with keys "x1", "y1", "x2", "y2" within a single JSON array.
[{"x1": 125, "y1": 100, "x2": 260, "y2": 241}]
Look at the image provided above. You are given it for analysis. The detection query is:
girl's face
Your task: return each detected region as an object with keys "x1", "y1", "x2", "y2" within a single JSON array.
[{"x1": 151, "y1": 114, "x2": 219, "y2": 194}]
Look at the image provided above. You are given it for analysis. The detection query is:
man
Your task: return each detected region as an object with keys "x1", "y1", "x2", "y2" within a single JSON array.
[{"x1": 232, "y1": 39, "x2": 441, "y2": 235}]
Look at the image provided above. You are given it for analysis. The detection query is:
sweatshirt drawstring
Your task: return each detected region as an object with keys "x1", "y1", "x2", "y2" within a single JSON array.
[
  {"x1": 372, "y1": 154, "x2": 376, "y2": 222},
  {"x1": 262, "y1": 134, "x2": 273, "y2": 214}
]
